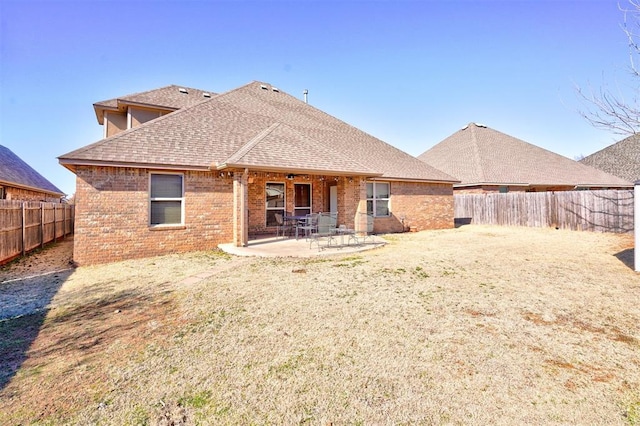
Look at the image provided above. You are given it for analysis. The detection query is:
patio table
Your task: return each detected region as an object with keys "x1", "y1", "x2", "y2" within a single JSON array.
[
  {"x1": 332, "y1": 225, "x2": 355, "y2": 246},
  {"x1": 284, "y1": 215, "x2": 307, "y2": 239}
]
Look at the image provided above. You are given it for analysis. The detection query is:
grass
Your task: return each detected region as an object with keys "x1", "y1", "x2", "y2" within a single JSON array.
[{"x1": 0, "y1": 226, "x2": 638, "y2": 425}]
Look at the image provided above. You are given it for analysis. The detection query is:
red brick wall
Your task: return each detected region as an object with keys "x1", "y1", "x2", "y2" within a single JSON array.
[
  {"x1": 246, "y1": 177, "x2": 453, "y2": 233},
  {"x1": 73, "y1": 167, "x2": 455, "y2": 264},
  {"x1": 373, "y1": 181, "x2": 454, "y2": 233},
  {"x1": 246, "y1": 173, "x2": 344, "y2": 234},
  {"x1": 4, "y1": 186, "x2": 61, "y2": 202},
  {"x1": 73, "y1": 166, "x2": 233, "y2": 265},
  {"x1": 454, "y1": 185, "x2": 582, "y2": 194}
]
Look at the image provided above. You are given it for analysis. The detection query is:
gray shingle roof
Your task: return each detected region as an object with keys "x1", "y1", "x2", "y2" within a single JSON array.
[
  {"x1": 93, "y1": 85, "x2": 216, "y2": 124},
  {"x1": 61, "y1": 82, "x2": 457, "y2": 182},
  {"x1": 580, "y1": 134, "x2": 640, "y2": 183},
  {"x1": 418, "y1": 123, "x2": 632, "y2": 188},
  {"x1": 0, "y1": 145, "x2": 64, "y2": 195}
]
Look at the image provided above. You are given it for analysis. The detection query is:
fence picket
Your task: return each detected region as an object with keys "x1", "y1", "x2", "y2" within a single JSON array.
[
  {"x1": 0, "y1": 200, "x2": 74, "y2": 265},
  {"x1": 455, "y1": 189, "x2": 634, "y2": 233}
]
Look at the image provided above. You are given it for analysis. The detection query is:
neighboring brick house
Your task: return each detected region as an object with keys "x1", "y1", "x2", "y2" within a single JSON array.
[
  {"x1": 59, "y1": 81, "x2": 458, "y2": 265},
  {"x1": 580, "y1": 134, "x2": 640, "y2": 183},
  {"x1": 418, "y1": 123, "x2": 632, "y2": 193},
  {"x1": 0, "y1": 145, "x2": 64, "y2": 202}
]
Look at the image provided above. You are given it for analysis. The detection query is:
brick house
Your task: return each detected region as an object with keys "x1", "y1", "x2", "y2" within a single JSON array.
[
  {"x1": 418, "y1": 123, "x2": 632, "y2": 193},
  {"x1": 59, "y1": 81, "x2": 458, "y2": 265},
  {"x1": 0, "y1": 144, "x2": 64, "y2": 202}
]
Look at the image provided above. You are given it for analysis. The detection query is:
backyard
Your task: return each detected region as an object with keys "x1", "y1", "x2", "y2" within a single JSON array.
[{"x1": 0, "y1": 226, "x2": 638, "y2": 425}]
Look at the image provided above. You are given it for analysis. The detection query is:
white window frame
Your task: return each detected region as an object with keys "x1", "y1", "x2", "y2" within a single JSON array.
[
  {"x1": 366, "y1": 181, "x2": 390, "y2": 217},
  {"x1": 149, "y1": 172, "x2": 185, "y2": 227},
  {"x1": 265, "y1": 181, "x2": 286, "y2": 226}
]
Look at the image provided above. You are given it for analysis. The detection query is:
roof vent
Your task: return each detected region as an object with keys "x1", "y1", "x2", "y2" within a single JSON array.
[
  {"x1": 203, "y1": 92, "x2": 211, "y2": 98},
  {"x1": 260, "y1": 84, "x2": 268, "y2": 90},
  {"x1": 178, "y1": 88, "x2": 188, "y2": 94},
  {"x1": 272, "y1": 87, "x2": 279, "y2": 92}
]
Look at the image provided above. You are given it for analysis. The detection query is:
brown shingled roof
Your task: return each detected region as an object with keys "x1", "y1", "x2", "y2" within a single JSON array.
[
  {"x1": 93, "y1": 85, "x2": 215, "y2": 124},
  {"x1": 0, "y1": 145, "x2": 64, "y2": 196},
  {"x1": 61, "y1": 81, "x2": 457, "y2": 183},
  {"x1": 418, "y1": 123, "x2": 632, "y2": 188},
  {"x1": 580, "y1": 134, "x2": 640, "y2": 183}
]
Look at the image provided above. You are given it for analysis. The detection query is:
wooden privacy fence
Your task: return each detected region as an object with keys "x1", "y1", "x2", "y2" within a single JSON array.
[
  {"x1": 455, "y1": 189, "x2": 634, "y2": 233},
  {"x1": 0, "y1": 200, "x2": 74, "y2": 265}
]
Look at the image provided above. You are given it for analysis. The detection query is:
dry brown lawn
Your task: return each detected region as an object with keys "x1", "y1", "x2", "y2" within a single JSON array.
[{"x1": 0, "y1": 226, "x2": 639, "y2": 425}]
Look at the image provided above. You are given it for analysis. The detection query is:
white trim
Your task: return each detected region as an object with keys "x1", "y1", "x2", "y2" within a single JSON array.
[
  {"x1": 149, "y1": 172, "x2": 185, "y2": 227},
  {"x1": 103, "y1": 111, "x2": 108, "y2": 139},
  {"x1": 127, "y1": 107, "x2": 132, "y2": 129}
]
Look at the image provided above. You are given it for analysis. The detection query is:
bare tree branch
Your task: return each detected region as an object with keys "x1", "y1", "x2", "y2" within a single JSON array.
[{"x1": 577, "y1": 1, "x2": 640, "y2": 135}]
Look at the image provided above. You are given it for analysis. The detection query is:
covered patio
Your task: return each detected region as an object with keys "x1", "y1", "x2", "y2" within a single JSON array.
[{"x1": 219, "y1": 234, "x2": 386, "y2": 257}]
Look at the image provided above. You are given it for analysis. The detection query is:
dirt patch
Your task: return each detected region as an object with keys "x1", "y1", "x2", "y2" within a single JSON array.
[
  {"x1": 0, "y1": 237, "x2": 74, "y2": 283},
  {"x1": 0, "y1": 226, "x2": 638, "y2": 425}
]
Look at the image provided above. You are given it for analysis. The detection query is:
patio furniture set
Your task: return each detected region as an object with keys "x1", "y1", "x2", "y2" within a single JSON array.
[{"x1": 275, "y1": 212, "x2": 376, "y2": 250}]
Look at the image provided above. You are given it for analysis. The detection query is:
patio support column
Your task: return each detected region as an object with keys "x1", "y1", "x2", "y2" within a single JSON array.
[
  {"x1": 354, "y1": 178, "x2": 368, "y2": 232},
  {"x1": 233, "y1": 169, "x2": 249, "y2": 247}
]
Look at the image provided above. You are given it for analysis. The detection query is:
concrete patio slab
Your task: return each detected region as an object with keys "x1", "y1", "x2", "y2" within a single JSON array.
[{"x1": 218, "y1": 235, "x2": 386, "y2": 258}]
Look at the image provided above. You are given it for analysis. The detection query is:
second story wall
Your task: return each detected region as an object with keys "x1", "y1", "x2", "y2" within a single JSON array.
[
  {"x1": 130, "y1": 107, "x2": 168, "y2": 127},
  {"x1": 104, "y1": 111, "x2": 127, "y2": 138},
  {"x1": 104, "y1": 106, "x2": 171, "y2": 138}
]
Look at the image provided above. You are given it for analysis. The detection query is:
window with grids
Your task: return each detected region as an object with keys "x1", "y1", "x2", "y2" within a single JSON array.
[
  {"x1": 366, "y1": 182, "x2": 390, "y2": 217},
  {"x1": 150, "y1": 173, "x2": 184, "y2": 226}
]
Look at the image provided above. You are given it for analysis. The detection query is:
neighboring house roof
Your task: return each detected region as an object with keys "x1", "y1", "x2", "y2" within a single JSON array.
[
  {"x1": 417, "y1": 123, "x2": 632, "y2": 188},
  {"x1": 61, "y1": 81, "x2": 458, "y2": 183},
  {"x1": 0, "y1": 145, "x2": 64, "y2": 196},
  {"x1": 580, "y1": 134, "x2": 640, "y2": 183},
  {"x1": 93, "y1": 85, "x2": 216, "y2": 124}
]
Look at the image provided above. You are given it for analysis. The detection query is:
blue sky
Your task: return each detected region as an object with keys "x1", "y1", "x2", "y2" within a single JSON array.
[{"x1": 0, "y1": 0, "x2": 635, "y2": 196}]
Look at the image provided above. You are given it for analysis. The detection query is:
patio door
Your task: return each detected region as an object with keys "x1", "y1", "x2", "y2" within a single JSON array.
[
  {"x1": 294, "y1": 183, "x2": 311, "y2": 216},
  {"x1": 329, "y1": 185, "x2": 338, "y2": 215}
]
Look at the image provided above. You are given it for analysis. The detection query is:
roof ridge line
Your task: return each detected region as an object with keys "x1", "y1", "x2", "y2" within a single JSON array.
[
  {"x1": 223, "y1": 122, "x2": 282, "y2": 165},
  {"x1": 469, "y1": 124, "x2": 486, "y2": 182},
  {"x1": 282, "y1": 124, "x2": 377, "y2": 173}
]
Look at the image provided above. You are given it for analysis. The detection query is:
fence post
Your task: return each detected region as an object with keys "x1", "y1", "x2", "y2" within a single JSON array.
[
  {"x1": 53, "y1": 204, "x2": 57, "y2": 242},
  {"x1": 41, "y1": 203, "x2": 45, "y2": 248},
  {"x1": 21, "y1": 202, "x2": 26, "y2": 256},
  {"x1": 635, "y1": 181, "x2": 640, "y2": 272}
]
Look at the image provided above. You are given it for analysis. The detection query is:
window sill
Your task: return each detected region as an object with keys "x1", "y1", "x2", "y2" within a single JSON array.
[{"x1": 149, "y1": 225, "x2": 187, "y2": 231}]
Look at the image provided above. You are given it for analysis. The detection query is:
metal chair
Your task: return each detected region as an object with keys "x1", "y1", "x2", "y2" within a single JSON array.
[
  {"x1": 274, "y1": 213, "x2": 293, "y2": 238},
  {"x1": 349, "y1": 212, "x2": 375, "y2": 245},
  {"x1": 310, "y1": 212, "x2": 338, "y2": 249},
  {"x1": 296, "y1": 213, "x2": 319, "y2": 240}
]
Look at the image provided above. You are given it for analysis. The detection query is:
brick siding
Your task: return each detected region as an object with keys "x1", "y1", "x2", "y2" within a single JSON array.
[
  {"x1": 73, "y1": 167, "x2": 454, "y2": 265},
  {"x1": 455, "y1": 185, "x2": 586, "y2": 194},
  {"x1": 376, "y1": 181, "x2": 454, "y2": 233},
  {"x1": 3, "y1": 186, "x2": 61, "y2": 202},
  {"x1": 73, "y1": 166, "x2": 233, "y2": 265}
]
